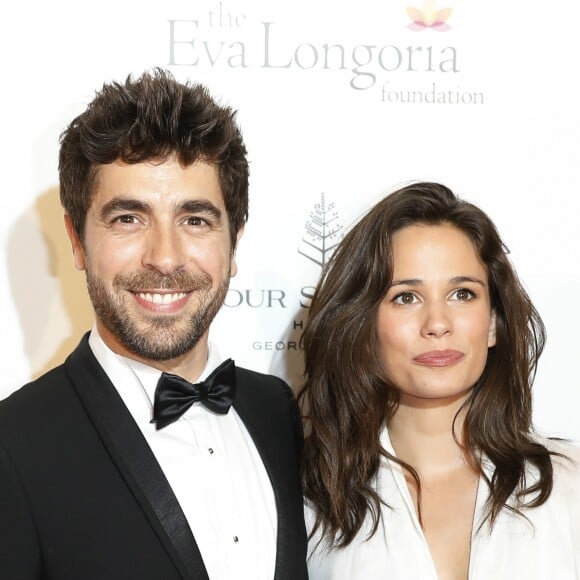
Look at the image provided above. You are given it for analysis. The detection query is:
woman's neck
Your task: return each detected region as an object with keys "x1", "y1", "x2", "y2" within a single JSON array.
[{"x1": 388, "y1": 393, "x2": 472, "y2": 478}]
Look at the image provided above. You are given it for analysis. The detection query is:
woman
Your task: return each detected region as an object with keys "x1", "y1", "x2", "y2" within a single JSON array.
[{"x1": 300, "y1": 182, "x2": 579, "y2": 580}]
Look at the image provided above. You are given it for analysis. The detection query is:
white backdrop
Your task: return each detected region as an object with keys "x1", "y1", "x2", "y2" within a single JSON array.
[{"x1": 1, "y1": 0, "x2": 579, "y2": 440}]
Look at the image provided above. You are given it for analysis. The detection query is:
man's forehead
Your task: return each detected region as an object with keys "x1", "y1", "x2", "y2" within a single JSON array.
[{"x1": 89, "y1": 158, "x2": 225, "y2": 210}]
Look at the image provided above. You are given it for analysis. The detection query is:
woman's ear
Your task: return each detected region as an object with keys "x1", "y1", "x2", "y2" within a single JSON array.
[{"x1": 488, "y1": 310, "x2": 497, "y2": 348}]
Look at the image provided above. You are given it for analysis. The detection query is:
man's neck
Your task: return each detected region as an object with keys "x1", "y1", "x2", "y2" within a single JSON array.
[{"x1": 95, "y1": 321, "x2": 209, "y2": 383}]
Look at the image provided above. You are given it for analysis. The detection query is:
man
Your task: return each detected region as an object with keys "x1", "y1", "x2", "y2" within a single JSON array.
[{"x1": 0, "y1": 70, "x2": 307, "y2": 579}]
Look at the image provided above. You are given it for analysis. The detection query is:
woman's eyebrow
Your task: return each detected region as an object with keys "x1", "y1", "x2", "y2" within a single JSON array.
[
  {"x1": 449, "y1": 275, "x2": 486, "y2": 286},
  {"x1": 389, "y1": 278, "x2": 423, "y2": 287},
  {"x1": 389, "y1": 276, "x2": 487, "y2": 288}
]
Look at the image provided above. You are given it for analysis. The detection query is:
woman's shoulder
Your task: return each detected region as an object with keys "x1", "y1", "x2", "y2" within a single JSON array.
[
  {"x1": 535, "y1": 435, "x2": 580, "y2": 490},
  {"x1": 539, "y1": 435, "x2": 580, "y2": 461}
]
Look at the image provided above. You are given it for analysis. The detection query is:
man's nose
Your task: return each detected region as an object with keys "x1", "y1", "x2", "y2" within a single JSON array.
[{"x1": 141, "y1": 224, "x2": 185, "y2": 275}]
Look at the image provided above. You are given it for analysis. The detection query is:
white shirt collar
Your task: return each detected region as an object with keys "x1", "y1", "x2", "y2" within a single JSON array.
[{"x1": 88, "y1": 325, "x2": 226, "y2": 420}]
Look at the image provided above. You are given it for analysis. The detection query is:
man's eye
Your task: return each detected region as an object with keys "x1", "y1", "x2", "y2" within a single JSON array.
[
  {"x1": 185, "y1": 216, "x2": 208, "y2": 227},
  {"x1": 114, "y1": 215, "x2": 139, "y2": 224}
]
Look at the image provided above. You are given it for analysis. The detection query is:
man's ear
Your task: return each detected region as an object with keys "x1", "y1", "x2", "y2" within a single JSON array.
[
  {"x1": 488, "y1": 310, "x2": 497, "y2": 348},
  {"x1": 64, "y1": 214, "x2": 86, "y2": 271},
  {"x1": 230, "y1": 225, "x2": 245, "y2": 278}
]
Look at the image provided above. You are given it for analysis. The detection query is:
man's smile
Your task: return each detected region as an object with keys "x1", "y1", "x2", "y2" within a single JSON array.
[
  {"x1": 131, "y1": 290, "x2": 192, "y2": 312},
  {"x1": 135, "y1": 291, "x2": 189, "y2": 305}
]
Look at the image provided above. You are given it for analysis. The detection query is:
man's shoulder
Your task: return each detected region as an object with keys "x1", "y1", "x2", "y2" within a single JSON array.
[
  {"x1": 234, "y1": 365, "x2": 295, "y2": 401},
  {"x1": 1, "y1": 334, "x2": 94, "y2": 413},
  {"x1": 233, "y1": 365, "x2": 304, "y2": 454},
  {"x1": 235, "y1": 365, "x2": 289, "y2": 387},
  {"x1": 0, "y1": 363, "x2": 76, "y2": 439},
  {"x1": 1, "y1": 364, "x2": 68, "y2": 410},
  {"x1": 234, "y1": 365, "x2": 300, "y2": 420}
]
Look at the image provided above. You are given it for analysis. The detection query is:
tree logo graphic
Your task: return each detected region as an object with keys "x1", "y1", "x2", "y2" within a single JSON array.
[{"x1": 298, "y1": 193, "x2": 343, "y2": 267}]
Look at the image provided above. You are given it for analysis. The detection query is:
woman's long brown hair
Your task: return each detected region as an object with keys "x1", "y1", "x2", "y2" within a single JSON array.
[{"x1": 299, "y1": 182, "x2": 553, "y2": 547}]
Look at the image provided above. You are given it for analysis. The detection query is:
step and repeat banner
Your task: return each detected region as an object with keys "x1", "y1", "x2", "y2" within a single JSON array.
[{"x1": 1, "y1": 0, "x2": 579, "y2": 439}]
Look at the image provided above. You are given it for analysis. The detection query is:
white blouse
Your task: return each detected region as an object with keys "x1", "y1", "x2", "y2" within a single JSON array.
[{"x1": 306, "y1": 428, "x2": 580, "y2": 580}]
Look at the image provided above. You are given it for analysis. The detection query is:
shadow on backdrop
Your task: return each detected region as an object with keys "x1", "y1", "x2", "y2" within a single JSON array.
[{"x1": 7, "y1": 186, "x2": 93, "y2": 380}]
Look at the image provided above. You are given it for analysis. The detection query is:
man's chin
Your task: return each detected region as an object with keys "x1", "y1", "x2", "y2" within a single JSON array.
[
  {"x1": 92, "y1": 283, "x2": 227, "y2": 362},
  {"x1": 122, "y1": 335, "x2": 202, "y2": 362},
  {"x1": 97, "y1": 316, "x2": 205, "y2": 362}
]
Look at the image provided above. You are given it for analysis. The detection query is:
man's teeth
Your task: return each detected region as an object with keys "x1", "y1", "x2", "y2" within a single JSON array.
[{"x1": 138, "y1": 292, "x2": 187, "y2": 305}]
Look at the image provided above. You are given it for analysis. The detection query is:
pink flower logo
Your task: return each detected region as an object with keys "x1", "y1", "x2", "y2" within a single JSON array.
[{"x1": 407, "y1": 0, "x2": 453, "y2": 31}]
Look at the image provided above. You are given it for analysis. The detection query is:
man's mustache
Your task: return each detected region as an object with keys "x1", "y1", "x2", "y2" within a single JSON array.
[{"x1": 113, "y1": 270, "x2": 213, "y2": 292}]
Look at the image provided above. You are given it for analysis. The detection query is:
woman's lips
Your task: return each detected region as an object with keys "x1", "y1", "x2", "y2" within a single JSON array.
[{"x1": 413, "y1": 350, "x2": 464, "y2": 367}]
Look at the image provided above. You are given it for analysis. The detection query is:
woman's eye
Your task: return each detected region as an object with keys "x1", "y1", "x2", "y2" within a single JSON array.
[
  {"x1": 393, "y1": 292, "x2": 417, "y2": 305},
  {"x1": 453, "y1": 288, "x2": 475, "y2": 301}
]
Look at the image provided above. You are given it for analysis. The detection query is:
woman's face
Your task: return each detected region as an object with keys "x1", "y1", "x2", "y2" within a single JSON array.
[{"x1": 376, "y1": 223, "x2": 496, "y2": 407}]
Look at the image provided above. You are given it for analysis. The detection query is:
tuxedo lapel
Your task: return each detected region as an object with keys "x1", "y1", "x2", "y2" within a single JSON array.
[
  {"x1": 233, "y1": 370, "x2": 307, "y2": 580},
  {"x1": 64, "y1": 335, "x2": 209, "y2": 580}
]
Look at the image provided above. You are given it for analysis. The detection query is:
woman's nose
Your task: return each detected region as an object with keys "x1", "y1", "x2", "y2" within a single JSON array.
[{"x1": 420, "y1": 302, "x2": 452, "y2": 338}]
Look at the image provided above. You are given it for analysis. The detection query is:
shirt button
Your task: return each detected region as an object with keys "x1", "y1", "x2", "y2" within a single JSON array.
[
  {"x1": 208, "y1": 448, "x2": 214, "y2": 455},
  {"x1": 233, "y1": 536, "x2": 239, "y2": 543}
]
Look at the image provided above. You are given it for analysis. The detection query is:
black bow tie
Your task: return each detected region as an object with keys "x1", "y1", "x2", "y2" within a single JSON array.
[{"x1": 151, "y1": 358, "x2": 237, "y2": 430}]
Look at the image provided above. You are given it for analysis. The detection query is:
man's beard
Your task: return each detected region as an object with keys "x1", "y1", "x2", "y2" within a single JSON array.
[{"x1": 86, "y1": 268, "x2": 229, "y2": 361}]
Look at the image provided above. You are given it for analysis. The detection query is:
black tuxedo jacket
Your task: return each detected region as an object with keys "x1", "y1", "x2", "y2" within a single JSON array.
[{"x1": 0, "y1": 335, "x2": 308, "y2": 579}]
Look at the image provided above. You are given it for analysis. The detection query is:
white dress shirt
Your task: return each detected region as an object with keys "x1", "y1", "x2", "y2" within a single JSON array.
[
  {"x1": 307, "y1": 427, "x2": 580, "y2": 580},
  {"x1": 88, "y1": 328, "x2": 277, "y2": 580}
]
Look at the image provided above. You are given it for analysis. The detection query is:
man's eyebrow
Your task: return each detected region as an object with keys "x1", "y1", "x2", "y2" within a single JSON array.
[
  {"x1": 100, "y1": 198, "x2": 151, "y2": 219},
  {"x1": 98, "y1": 198, "x2": 223, "y2": 221},
  {"x1": 179, "y1": 200, "x2": 222, "y2": 221}
]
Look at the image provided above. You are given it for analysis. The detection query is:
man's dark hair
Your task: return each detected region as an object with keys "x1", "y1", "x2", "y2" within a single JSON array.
[{"x1": 59, "y1": 68, "x2": 249, "y2": 245}]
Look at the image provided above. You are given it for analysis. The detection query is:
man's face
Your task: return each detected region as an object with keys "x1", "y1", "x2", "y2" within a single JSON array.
[{"x1": 65, "y1": 156, "x2": 239, "y2": 364}]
